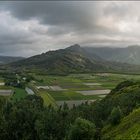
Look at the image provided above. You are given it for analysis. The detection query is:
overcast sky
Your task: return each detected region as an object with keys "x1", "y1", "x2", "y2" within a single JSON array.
[{"x1": 0, "y1": 1, "x2": 140, "y2": 57}]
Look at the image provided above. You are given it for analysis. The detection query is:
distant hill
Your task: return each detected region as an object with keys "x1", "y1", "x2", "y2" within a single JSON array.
[
  {"x1": 0, "y1": 56, "x2": 25, "y2": 64},
  {"x1": 9, "y1": 44, "x2": 140, "y2": 74},
  {"x1": 84, "y1": 45, "x2": 140, "y2": 65}
]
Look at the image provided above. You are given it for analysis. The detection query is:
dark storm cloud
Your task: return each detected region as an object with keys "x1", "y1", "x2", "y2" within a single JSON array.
[
  {"x1": 0, "y1": 1, "x2": 107, "y2": 35},
  {"x1": 0, "y1": 1, "x2": 140, "y2": 56},
  {"x1": 1, "y1": 2, "x2": 96, "y2": 25}
]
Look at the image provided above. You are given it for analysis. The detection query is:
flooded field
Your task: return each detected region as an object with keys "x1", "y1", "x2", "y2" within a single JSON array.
[
  {"x1": 77, "y1": 89, "x2": 111, "y2": 95},
  {"x1": 36, "y1": 85, "x2": 66, "y2": 91},
  {"x1": 56, "y1": 100, "x2": 95, "y2": 108},
  {"x1": 0, "y1": 89, "x2": 13, "y2": 96},
  {"x1": 49, "y1": 86, "x2": 66, "y2": 91},
  {"x1": 0, "y1": 82, "x2": 5, "y2": 86},
  {"x1": 36, "y1": 86, "x2": 50, "y2": 90},
  {"x1": 25, "y1": 87, "x2": 35, "y2": 95},
  {"x1": 98, "y1": 95, "x2": 107, "y2": 98},
  {"x1": 83, "y1": 83, "x2": 101, "y2": 86}
]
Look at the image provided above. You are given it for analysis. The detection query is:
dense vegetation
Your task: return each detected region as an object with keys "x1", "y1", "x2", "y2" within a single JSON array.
[
  {"x1": 102, "y1": 108, "x2": 140, "y2": 140},
  {"x1": 0, "y1": 80, "x2": 139, "y2": 139}
]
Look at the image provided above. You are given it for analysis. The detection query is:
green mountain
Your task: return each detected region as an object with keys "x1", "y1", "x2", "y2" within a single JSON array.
[
  {"x1": 9, "y1": 44, "x2": 106, "y2": 74},
  {"x1": 0, "y1": 56, "x2": 24, "y2": 64},
  {"x1": 9, "y1": 44, "x2": 140, "y2": 74},
  {"x1": 84, "y1": 45, "x2": 140, "y2": 65}
]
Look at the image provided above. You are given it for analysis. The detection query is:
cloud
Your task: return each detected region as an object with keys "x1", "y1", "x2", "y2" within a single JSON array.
[{"x1": 0, "y1": 1, "x2": 140, "y2": 56}]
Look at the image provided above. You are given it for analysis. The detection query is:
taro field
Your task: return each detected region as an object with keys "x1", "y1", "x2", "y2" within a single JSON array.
[
  {"x1": 1, "y1": 72, "x2": 140, "y2": 108},
  {"x1": 28, "y1": 73, "x2": 140, "y2": 108}
]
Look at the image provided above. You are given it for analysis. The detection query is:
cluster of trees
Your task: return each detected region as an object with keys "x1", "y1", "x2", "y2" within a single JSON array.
[
  {"x1": 3, "y1": 72, "x2": 34, "y2": 88},
  {"x1": 0, "y1": 80, "x2": 139, "y2": 140},
  {"x1": 0, "y1": 95, "x2": 97, "y2": 140},
  {"x1": 4, "y1": 76, "x2": 26, "y2": 88}
]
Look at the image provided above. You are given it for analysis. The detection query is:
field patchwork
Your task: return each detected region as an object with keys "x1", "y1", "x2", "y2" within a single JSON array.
[{"x1": 8, "y1": 72, "x2": 140, "y2": 108}]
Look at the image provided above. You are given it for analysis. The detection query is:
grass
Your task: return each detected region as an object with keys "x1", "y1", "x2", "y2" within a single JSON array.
[
  {"x1": 38, "y1": 90, "x2": 57, "y2": 108},
  {"x1": 0, "y1": 85, "x2": 11, "y2": 89},
  {"x1": 28, "y1": 83, "x2": 57, "y2": 108},
  {"x1": 48, "y1": 90, "x2": 83, "y2": 101},
  {"x1": 11, "y1": 88, "x2": 27, "y2": 101},
  {"x1": 0, "y1": 79, "x2": 4, "y2": 82},
  {"x1": 48, "y1": 90, "x2": 101, "y2": 101}
]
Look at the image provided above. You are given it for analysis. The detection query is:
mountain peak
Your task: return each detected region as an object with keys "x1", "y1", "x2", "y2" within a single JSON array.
[
  {"x1": 66, "y1": 44, "x2": 81, "y2": 51},
  {"x1": 71, "y1": 44, "x2": 81, "y2": 48}
]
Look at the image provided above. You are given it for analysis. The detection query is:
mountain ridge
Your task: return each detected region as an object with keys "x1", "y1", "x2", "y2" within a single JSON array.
[
  {"x1": 84, "y1": 45, "x2": 140, "y2": 65},
  {"x1": 8, "y1": 44, "x2": 140, "y2": 74},
  {"x1": 0, "y1": 56, "x2": 25, "y2": 64}
]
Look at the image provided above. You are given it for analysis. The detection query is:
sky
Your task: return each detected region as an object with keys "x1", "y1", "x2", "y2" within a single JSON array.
[{"x1": 0, "y1": 1, "x2": 140, "y2": 57}]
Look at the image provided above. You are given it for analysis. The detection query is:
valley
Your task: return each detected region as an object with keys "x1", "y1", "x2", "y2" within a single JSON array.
[
  {"x1": 0, "y1": 45, "x2": 140, "y2": 139},
  {"x1": 1, "y1": 1, "x2": 140, "y2": 139},
  {"x1": 0, "y1": 44, "x2": 139, "y2": 140},
  {"x1": 1, "y1": 71, "x2": 140, "y2": 108}
]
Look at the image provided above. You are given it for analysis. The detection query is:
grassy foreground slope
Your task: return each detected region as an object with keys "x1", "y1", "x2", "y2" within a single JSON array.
[{"x1": 102, "y1": 108, "x2": 140, "y2": 140}]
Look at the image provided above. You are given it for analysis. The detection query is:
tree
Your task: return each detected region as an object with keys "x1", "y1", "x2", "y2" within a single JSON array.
[
  {"x1": 109, "y1": 106, "x2": 122, "y2": 125},
  {"x1": 67, "y1": 117, "x2": 96, "y2": 140}
]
